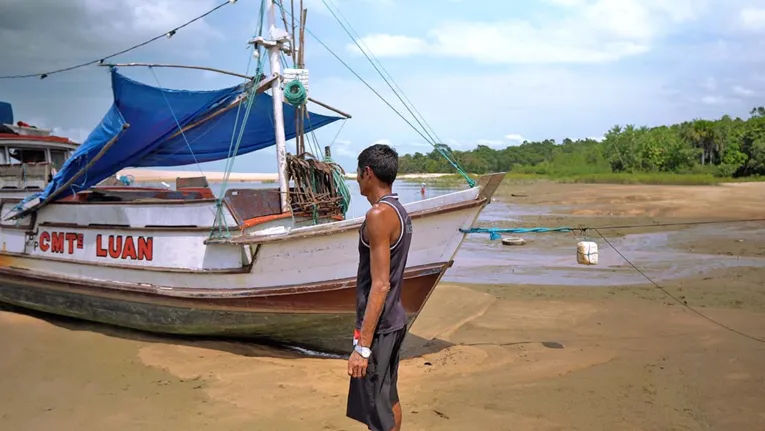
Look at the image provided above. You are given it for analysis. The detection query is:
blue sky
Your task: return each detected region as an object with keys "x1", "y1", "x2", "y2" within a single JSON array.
[{"x1": 1, "y1": 0, "x2": 764, "y2": 174}]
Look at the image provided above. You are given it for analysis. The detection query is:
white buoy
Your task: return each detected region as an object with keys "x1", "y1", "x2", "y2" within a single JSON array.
[
  {"x1": 502, "y1": 237, "x2": 526, "y2": 246},
  {"x1": 576, "y1": 241, "x2": 598, "y2": 265}
]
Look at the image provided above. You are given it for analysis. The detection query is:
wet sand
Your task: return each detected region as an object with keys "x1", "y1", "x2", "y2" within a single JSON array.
[{"x1": 2, "y1": 181, "x2": 764, "y2": 430}]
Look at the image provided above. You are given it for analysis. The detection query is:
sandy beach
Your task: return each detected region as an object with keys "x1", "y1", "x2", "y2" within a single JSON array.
[
  {"x1": 117, "y1": 168, "x2": 450, "y2": 183},
  {"x1": 1, "y1": 181, "x2": 764, "y2": 430}
]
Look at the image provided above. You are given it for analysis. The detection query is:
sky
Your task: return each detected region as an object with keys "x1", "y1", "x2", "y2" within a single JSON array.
[{"x1": 1, "y1": 0, "x2": 764, "y2": 174}]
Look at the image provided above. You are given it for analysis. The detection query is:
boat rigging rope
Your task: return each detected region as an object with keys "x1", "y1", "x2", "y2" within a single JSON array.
[
  {"x1": 210, "y1": 0, "x2": 269, "y2": 239},
  {"x1": 317, "y1": 0, "x2": 473, "y2": 187},
  {"x1": 273, "y1": 0, "x2": 475, "y2": 188},
  {"x1": 0, "y1": 0, "x2": 235, "y2": 80}
]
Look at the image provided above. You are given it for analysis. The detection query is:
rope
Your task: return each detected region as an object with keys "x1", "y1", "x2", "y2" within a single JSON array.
[
  {"x1": 592, "y1": 228, "x2": 765, "y2": 344},
  {"x1": 117, "y1": 174, "x2": 134, "y2": 186},
  {"x1": 286, "y1": 153, "x2": 349, "y2": 220},
  {"x1": 284, "y1": 80, "x2": 307, "y2": 106},
  {"x1": 462, "y1": 220, "x2": 765, "y2": 344},
  {"x1": 318, "y1": 0, "x2": 475, "y2": 188},
  {"x1": 324, "y1": 155, "x2": 351, "y2": 215},
  {"x1": 209, "y1": 0, "x2": 268, "y2": 239},
  {"x1": 272, "y1": 0, "x2": 475, "y2": 188},
  {"x1": 0, "y1": 0, "x2": 235, "y2": 80},
  {"x1": 461, "y1": 218, "x2": 765, "y2": 241},
  {"x1": 460, "y1": 227, "x2": 573, "y2": 240}
]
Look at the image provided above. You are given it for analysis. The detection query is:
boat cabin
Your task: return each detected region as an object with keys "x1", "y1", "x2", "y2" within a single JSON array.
[{"x1": 0, "y1": 101, "x2": 79, "y2": 192}]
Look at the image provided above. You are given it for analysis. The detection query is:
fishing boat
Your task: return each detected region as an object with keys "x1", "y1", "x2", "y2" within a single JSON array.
[
  {"x1": 0, "y1": 0, "x2": 504, "y2": 354},
  {"x1": 0, "y1": 102, "x2": 81, "y2": 200}
]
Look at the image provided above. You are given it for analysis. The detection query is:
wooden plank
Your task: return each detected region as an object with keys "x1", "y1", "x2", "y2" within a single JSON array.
[{"x1": 477, "y1": 172, "x2": 506, "y2": 202}]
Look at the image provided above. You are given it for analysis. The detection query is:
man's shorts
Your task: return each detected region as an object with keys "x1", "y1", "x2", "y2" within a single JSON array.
[{"x1": 346, "y1": 326, "x2": 407, "y2": 431}]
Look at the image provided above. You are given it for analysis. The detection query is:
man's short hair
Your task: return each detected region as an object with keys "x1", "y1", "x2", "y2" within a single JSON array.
[{"x1": 358, "y1": 143, "x2": 399, "y2": 185}]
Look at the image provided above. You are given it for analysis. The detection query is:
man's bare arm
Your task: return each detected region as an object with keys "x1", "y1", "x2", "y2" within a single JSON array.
[{"x1": 358, "y1": 206, "x2": 394, "y2": 348}]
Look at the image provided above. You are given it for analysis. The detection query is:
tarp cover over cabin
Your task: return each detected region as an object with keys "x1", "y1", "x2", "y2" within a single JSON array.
[{"x1": 14, "y1": 68, "x2": 342, "y2": 214}]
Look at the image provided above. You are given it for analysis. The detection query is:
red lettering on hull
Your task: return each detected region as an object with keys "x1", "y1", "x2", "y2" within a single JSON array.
[
  {"x1": 137, "y1": 237, "x2": 153, "y2": 261},
  {"x1": 96, "y1": 234, "x2": 153, "y2": 261},
  {"x1": 96, "y1": 234, "x2": 108, "y2": 258},
  {"x1": 40, "y1": 231, "x2": 154, "y2": 261},
  {"x1": 51, "y1": 232, "x2": 65, "y2": 254},
  {"x1": 39, "y1": 231, "x2": 50, "y2": 252}
]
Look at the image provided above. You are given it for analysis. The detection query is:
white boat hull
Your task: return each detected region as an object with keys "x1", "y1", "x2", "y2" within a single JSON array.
[{"x1": 0, "y1": 173, "x2": 505, "y2": 353}]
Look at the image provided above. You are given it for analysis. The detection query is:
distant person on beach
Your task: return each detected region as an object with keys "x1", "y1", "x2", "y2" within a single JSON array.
[{"x1": 347, "y1": 143, "x2": 412, "y2": 431}]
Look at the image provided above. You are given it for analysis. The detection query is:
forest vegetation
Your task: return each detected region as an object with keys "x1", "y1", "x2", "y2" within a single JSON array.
[{"x1": 398, "y1": 107, "x2": 765, "y2": 185}]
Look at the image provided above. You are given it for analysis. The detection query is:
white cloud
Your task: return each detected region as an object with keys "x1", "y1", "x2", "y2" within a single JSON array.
[
  {"x1": 732, "y1": 85, "x2": 755, "y2": 96},
  {"x1": 347, "y1": 34, "x2": 429, "y2": 57},
  {"x1": 330, "y1": 139, "x2": 356, "y2": 157},
  {"x1": 543, "y1": 0, "x2": 588, "y2": 7},
  {"x1": 740, "y1": 7, "x2": 765, "y2": 31},
  {"x1": 703, "y1": 76, "x2": 717, "y2": 90},
  {"x1": 301, "y1": 0, "x2": 395, "y2": 15},
  {"x1": 346, "y1": 0, "x2": 708, "y2": 64},
  {"x1": 504, "y1": 133, "x2": 526, "y2": 142},
  {"x1": 51, "y1": 127, "x2": 92, "y2": 143},
  {"x1": 0, "y1": 0, "x2": 225, "y2": 78},
  {"x1": 700, "y1": 95, "x2": 740, "y2": 105}
]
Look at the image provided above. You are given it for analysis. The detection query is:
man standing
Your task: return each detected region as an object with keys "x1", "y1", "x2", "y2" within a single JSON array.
[{"x1": 347, "y1": 143, "x2": 412, "y2": 431}]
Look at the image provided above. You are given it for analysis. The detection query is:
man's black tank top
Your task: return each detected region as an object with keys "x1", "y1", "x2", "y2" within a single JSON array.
[{"x1": 355, "y1": 193, "x2": 412, "y2": 334}]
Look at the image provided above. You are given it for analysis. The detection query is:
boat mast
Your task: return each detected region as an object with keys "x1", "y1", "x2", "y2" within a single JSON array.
[{"x1": 266, "y1": 0, "x2": 289, "y2": 212}]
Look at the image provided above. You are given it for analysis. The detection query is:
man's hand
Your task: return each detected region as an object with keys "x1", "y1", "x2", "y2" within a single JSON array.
[{"x1": 348, "y1": 350, "x2": 368, "y2": 378}]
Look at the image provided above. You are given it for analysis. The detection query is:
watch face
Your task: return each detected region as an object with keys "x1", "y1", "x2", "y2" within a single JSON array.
[{"x1": 356, "y1": 345, "x2": 371, "y2": 358}]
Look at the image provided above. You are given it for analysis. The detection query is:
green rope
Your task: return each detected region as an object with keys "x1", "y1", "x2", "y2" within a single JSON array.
[
  {"x1": 301, "y1": 112, "x2": 351, "y2": 216},
  {"x1": 272, "y1": 0, "x2": 475, "y2": 189},
  {"x1": 434, "y1": 145, "x2": 475, "y2": 187},
  {"x1": 209, "y1": 0, "x2": 267, "y2": 240},
  {"x1": 284, "y1": 79, "x2": 307, "y2": 106},
  {"x1": 324, "y1": 155, "x2": 351, "y2": 216}
]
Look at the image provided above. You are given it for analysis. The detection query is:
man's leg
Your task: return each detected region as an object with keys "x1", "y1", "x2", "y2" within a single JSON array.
[
  {"x1": 388, "y1": 328, "x2": 406, "y2": 431},
  {"x1": 391, "y1": 402, "x2": 402, "y2": 431}
]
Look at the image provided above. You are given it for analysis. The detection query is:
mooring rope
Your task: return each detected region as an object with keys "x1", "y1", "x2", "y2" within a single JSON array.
[
  {"x1": 461, "y1": 217, "x2": 765, "y2": 240},
  {"x1": 459, "y1": 218, "x2": 765, "y2": 345}
]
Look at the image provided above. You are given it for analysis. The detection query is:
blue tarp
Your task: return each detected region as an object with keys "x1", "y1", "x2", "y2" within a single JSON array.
[
  {"x1": 0, "y1": 101, "x2": 13, "y2": 125},
  {"x1": 19, "y1": 68, "x2": 342, "y2": 211}
]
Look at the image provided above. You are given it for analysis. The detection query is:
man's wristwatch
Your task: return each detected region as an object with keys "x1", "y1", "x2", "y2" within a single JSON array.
[{"x1": 354, "y1": 344, "x2": 371, "y2": 359}]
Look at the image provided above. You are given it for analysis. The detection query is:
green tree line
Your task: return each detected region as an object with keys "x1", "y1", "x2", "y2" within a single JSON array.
[{"x1": 398, "y1": 107, "x2": 765, "y2": 179}]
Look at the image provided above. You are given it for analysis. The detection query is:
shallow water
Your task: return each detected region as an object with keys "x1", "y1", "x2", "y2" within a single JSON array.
[
  {"x1": 444, "y1": 217, "x2": 765, "y2": 287},
  {"x1": 137, "y1": 179, "x2": 765, "y2": 287}
]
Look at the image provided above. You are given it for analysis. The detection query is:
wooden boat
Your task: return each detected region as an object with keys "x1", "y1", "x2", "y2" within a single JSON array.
[
  {"x1": 0, "y1": 0, "x2": 504, "y2": 354},
  {"x1": 0, "y1": 103, "x2": 81, "y2": 200}
]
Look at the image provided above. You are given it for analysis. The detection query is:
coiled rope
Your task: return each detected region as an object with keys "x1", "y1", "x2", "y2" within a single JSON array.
[{"x1": 284, "y1": 80, "x2": 307, "y2": 106}]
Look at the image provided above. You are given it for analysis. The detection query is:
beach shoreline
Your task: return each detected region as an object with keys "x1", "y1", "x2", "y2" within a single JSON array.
[{"x1": 2, "y1": 181, "x2": 764, "y2": 430}]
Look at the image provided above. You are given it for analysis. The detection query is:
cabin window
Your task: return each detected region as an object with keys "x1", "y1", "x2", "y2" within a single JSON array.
[
  {"x1": 0, "y1": 147, "x2": 6, "y2": 164},
  {"x1": 50, "y1": 149, "x2": 68, "y2": 171},
  {"x1": 7, "y1": 147, "x2": 46, "y2": 164}
]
